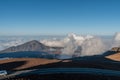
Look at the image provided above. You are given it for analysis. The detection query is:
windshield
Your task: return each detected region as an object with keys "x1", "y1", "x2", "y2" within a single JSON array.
[{"x1": 0, "y1": 0, "x2": 120, "y2": 80}]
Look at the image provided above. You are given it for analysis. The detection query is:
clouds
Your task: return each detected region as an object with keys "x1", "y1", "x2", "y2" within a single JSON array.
[
  {"x1": 81, "y1": 37, "x2": 106, "y2": 56},
  {"x1": 1, "y1": 32, "x2": 120, "y2": 58},
  {"x1": 41, "y1": 33, "x2": 107, "y2": 57},
  {"x1": 0, "y1": 37, "x2": 25, "y2": 50},
  {"x1": 112, "y1": 32, "x2": 120, "y2": 47},
  {"x1": 61, "y1": 33, "x2": 106, "y2": 56},
  {"x1": 41, "y1": 39, "x2": 64, "y2": 47}
]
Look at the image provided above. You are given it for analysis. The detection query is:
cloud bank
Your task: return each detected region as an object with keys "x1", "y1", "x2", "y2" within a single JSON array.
[{"x1": 1, "y1": 32, "x2": 120, "y2": 58}]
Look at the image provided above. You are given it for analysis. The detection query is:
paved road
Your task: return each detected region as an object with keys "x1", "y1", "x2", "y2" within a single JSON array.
[{"x1": 1, "y1": 68, "x2": 120, "y2": 79}]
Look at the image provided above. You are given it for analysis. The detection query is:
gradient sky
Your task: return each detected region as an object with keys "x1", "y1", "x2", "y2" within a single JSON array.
[{"x1": 0, "y1": 0, "x2": 120, "y2": 36}]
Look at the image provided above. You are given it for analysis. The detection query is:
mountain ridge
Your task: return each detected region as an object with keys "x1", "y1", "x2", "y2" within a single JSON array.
[{"x1": 0, "y1": 40, "x2": 49, "y2": 53}]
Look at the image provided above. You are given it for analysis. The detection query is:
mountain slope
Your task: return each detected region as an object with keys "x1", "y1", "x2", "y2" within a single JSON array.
[{"x1": 0, "y1": 40, "x2": 49, "y2": 53}]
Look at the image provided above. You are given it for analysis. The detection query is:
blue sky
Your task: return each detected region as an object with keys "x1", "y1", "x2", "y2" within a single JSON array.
[{"x1": 0, "y1": 0, "x2": 120, "y2": 36}]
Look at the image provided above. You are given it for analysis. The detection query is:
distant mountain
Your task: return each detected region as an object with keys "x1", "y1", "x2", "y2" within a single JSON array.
[
  {"x1": 111, "y1": 47, "x2": 120, "y2": 52},
  {"x1": 0, "y1": 40, "x2": 49, "y2": 53}
]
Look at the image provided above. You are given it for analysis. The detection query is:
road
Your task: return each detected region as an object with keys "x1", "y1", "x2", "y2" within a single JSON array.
[{"x1": 1, "y1": 68, "x2": 120, "y2": 79}]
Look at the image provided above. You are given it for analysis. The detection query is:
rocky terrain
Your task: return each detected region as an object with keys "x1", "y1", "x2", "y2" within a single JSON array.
[
  {"x1": 106, "y1": 47, "x2": 120, "y2": 61},
  {"x1": 111, "y1": 47, "x2": 120, "y2": 52}
]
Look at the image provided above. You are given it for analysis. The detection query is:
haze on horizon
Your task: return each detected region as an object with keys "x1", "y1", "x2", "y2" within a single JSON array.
[{"x1": 0, "y1": 0, "x2": 120, "y2": 36}]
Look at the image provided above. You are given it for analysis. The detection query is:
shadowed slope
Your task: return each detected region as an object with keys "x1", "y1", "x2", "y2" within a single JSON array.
[
  {"x1": 0, "y1": 61, "x2": 26, "y2": 71},
  {"x1": 0, "y1": 58, "x2": 60, "y2": 71}
]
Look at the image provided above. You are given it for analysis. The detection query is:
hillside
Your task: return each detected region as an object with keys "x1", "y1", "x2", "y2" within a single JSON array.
[
  {"x1": 0, "y1": 58, "x2": 60, "y2": 71},
  {"x1": 106, "y1": 52, "x2": 120, "y2": 61},
  {"x1": 106, "y1": 47, "x2": 120, "y2": 61}
]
